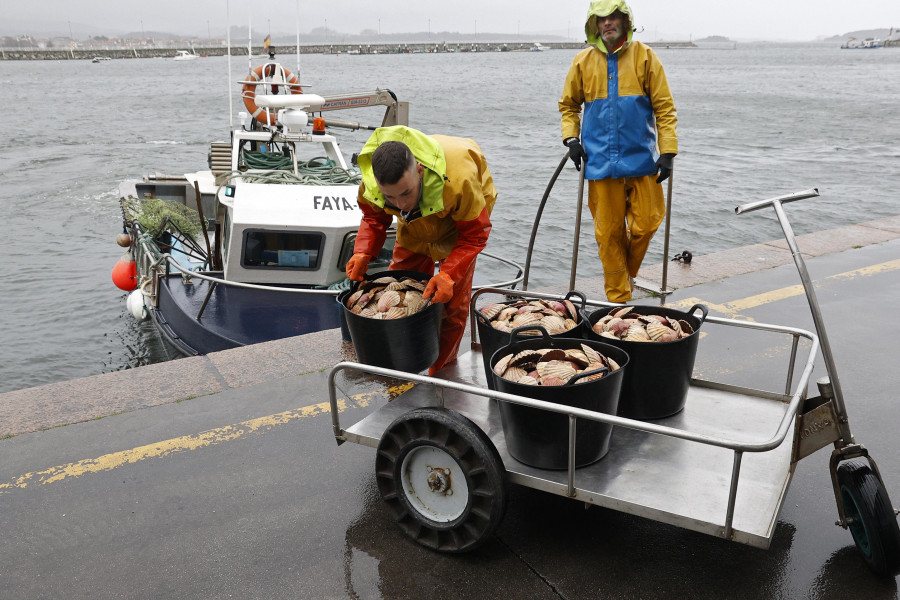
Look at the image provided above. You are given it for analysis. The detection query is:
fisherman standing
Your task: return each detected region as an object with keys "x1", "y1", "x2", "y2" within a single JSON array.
[
  {"x1": 346, "y1": 126, "x2": 496, "y2": 375},
  {"x1": 559, "y1": 0, "x2": 678, "y2": 302}
]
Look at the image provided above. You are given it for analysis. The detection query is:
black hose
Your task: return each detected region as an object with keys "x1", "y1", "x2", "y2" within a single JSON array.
[{"x1": 522, "y1": 152, "x2": 570, "y2": 290}]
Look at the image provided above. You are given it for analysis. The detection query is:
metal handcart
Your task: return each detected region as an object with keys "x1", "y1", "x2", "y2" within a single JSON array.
[{"x1": 326, "y1": 189, "x2": 900, "y2": 576}]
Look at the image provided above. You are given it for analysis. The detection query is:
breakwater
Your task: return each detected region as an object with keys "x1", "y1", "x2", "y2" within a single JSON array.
[{"x1": 0, "y1": 40, "x2": 697, "y2": 61}]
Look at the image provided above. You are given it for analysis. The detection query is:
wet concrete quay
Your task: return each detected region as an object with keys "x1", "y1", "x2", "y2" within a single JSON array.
[{"x1": 2, "y1": 214, "x2": 900, "y2": 598}]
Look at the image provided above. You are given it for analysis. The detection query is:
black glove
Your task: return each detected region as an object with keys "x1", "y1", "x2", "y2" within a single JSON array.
[
  {"x1": 655, "y1": 153, "x2": 675, "y2": 183},
  {"x1": 566, "y1": 138, "x2": 587, "y2": 171}
]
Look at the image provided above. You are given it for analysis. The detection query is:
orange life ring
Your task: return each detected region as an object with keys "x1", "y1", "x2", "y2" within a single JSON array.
[{"x1": 242, "y1": 64, "x2": 304, "y2": 125}]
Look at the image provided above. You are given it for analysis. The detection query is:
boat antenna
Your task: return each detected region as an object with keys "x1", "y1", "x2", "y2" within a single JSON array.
[
  {"x1": 295, "y1": 0, "x2": 301, "y2": 75},
  {"x1": 226, "y1": 0, "x2": 233, "y2": 129},
  {"x1": 247, "y1": 13, "x2": 252, "y2": 74}
]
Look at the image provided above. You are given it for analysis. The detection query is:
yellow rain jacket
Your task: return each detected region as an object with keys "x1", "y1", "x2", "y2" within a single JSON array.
[
  {"x1": 560, "y1": 0, "x2": 677, "y2": 180},
  {"x1": 354, "y1": 126, "x2": 496, "y2": 267}
]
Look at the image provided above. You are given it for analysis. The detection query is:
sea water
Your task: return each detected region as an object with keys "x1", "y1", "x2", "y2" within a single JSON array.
[{"x1": 1, "y1": 42, "x2": 898, "y2": 392}]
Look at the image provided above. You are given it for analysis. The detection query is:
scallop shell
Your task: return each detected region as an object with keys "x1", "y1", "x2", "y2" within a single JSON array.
[
  {"x1": 678, "y1": 319, "x2": 695, "y2": 336},
  {"x1": 540, "y1": 375, "x2": 568, "y2": 387},
  {"x1": 384, "y1": 306, "x2": 408, "y2": 320},
  {"x1": 581, "y1": 344, "x2": 602, "y2": 364},
  {"x1": 491, "y1": 320, "x2": 511, "y2": 333},
  {"x1": 511, "y1": 349, "x2": 543, "y2": 367},
  {"x1": 479, "y1": 303, "x2": 504, "y2": 320},
  {"x1": 493, "y1": 353, "x2": 514, "y2": 376},
  {"x1": 503, "y1": 365, "x2": 527, "y2": 381},
  {"x1": 540, "y1": 314, "x2": 567, "y2": 334},
  {"x1": 401, "y1": 278, "x2": 426, "y2": 292},
  {"x1": 611, "y1": 306, "x2": 633, "y2": 318},
  {"x1": 353, "y1": 293, "x2": 373, "y2": 309},
  {"x1": 346, "y1": 289, "x2": 364, "y2": 307},
  {"x1": 536, "y1": 360, "x2": 576, "y2": 382},
  {"x1": 538, "y1": 349, "x2": 567, "y2": 362},
  {"x1": 646, "y1": 321, "x2": 677, "y2": 342},
  {"x1": 370, "y1": 276, "x2": 398, "y2": 285},
  {"x1": 497, "y1": 307, "x2": 519, "y2": 322},
  {"x1": 384, "y1": 281, "x2": 406, "y2": 291},
  {"x1": 510, "y1": 312, "x2": 541, "y2": 328},
  {"x1": 405, "y1": 294, "x2": 424, "y2": 313},
  {"x1": 563, "y1": 318, "x2": 578, "y2": 332},
  {"x1": 623, "y1": 323, "x2": 652, "y2": 342},
  {"x1": 564, "y1": 300, "x2": 578, "y2": 320},
  {"x1": 377, "y1": 290, "x2": 402, "y2": 312},
  {"x1": 516, "y1": 375, "x2": 539, "y2": 385},
  {"x1": 564, "y1": 349, "x2": 589, "y2": 369}
]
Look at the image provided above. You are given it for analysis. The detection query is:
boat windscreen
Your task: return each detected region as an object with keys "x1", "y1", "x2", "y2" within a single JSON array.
[{"x1": 241, "y1": 230, "x2": 324, "y2": 270}]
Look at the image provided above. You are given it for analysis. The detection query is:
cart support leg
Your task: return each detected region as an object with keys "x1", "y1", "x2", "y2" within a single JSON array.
[
  {"x1": 724, "y1": 450, "x2": 744, "y2": 540},
  {"x1": 567, "y1": 415, "x2": 577, "y2": 498}
]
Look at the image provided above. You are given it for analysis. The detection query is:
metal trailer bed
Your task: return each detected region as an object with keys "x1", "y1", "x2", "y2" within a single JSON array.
[
  {"x1": 329, "y1": 301, "x2": 817, "y2": 550},
  {"x1": 325, "y1": 189, "x2": 900, "y2": 576}
]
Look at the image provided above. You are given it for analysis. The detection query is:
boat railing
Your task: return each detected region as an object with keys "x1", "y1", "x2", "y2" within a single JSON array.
[{"x1": 132, "y1": 225, "x2": 524, "y2": 312}]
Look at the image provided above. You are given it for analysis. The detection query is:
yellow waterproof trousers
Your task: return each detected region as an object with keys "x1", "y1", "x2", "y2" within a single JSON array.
[{"x1": 587, "y1": 175, "x2": 665, "y2": 303}]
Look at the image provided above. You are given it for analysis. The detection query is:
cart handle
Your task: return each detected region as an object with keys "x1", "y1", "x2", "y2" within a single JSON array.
[{"x1": 734, "y1": 188, "x2": 819, "y2": 215}]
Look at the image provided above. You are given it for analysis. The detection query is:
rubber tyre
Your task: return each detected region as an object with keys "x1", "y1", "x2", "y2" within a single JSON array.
[
  {"x1": 376, "y1": 407, "x2": 508, "y2": 552},
  {"x1": 836, "y1": 459, "x2": 900, "y2": 577}
]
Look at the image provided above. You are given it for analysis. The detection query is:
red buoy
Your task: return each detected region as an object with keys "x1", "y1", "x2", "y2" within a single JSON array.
[{"x1": 112, "y1": 251, "x2": 137, "y2": 291}]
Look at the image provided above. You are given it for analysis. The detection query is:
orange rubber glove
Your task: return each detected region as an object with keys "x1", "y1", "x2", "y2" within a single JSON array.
[
  {"x1": 345, "y1": 253, "x2": 373, "y2": 281},
  {"x1": 423, "y1": 271, "x2": 454, "y2": 304}
]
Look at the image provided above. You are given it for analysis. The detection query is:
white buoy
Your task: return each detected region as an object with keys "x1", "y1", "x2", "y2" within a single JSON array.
[{"x1": 126, "y1": 288, "x2": 149, "y2": 321}]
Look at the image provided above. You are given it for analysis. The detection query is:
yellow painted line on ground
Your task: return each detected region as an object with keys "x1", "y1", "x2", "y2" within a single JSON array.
[
  {"x1": 667, "y1": 258, "x2": 900, "y2": 319},
  {"x1": 0, "y1": 382, "x2": 413, "y2": 495}
]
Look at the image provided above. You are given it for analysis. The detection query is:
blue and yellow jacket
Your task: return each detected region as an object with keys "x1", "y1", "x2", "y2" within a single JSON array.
[{"x1": 559, "y1": 0, "x2": 677, "y2": 180}]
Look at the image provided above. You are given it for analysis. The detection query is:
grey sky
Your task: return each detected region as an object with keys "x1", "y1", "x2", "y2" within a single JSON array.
[{"x1": 4, "y1": 0, "x2": 897, "y2": 41}]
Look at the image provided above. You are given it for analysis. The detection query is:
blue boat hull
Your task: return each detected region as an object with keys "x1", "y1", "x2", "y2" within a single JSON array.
[{"x1": 150, "y1": 273, "x2": 343, "y2": 356}]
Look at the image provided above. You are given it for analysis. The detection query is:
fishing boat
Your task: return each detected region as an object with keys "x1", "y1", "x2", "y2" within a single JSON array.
[
  {"x1": 840, "y1": 37, "x2": 883, "y2": 49},
  {"x1": 115, "y1": 54, "x2": 521, "y2": 357}
]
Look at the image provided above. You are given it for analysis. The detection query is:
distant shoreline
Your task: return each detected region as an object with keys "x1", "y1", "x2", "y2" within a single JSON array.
[{"x1": 0, "y1": 40, "x2": 701, "y2": 61}]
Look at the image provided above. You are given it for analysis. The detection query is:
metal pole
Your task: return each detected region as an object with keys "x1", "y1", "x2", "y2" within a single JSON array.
[
  {"x1": 660, "y1": 169, "x2": 674, "y2": 304},
  {"x1": 569, "y1": 167, "x2": 586, "y2": 291},
  {"x1": 193, "y1": 182, "x2": 213, "y2": 268}
]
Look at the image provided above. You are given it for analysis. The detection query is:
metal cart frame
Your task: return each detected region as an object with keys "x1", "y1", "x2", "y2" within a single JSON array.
[{"x1": 325, "y1": 189, "x2": 900, "y2": 575}]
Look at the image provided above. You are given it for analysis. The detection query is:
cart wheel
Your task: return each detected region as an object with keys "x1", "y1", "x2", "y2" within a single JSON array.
[
  {"x1": 836, "y1": 459, "x2": 900, "y2": 576},
  {"x1": 376, "y1": 407, "x2": 508, "y2": 553}
]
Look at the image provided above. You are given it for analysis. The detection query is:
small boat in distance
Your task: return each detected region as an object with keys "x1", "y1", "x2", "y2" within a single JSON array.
[
  {"x1": 173, "y1": 49, "x2": 199, "y2": 61},
  {"x1": 841, "y1": 37, "x2": 883, "y2": 49},
  {"x1": 530, "y1": 42, "x2": 546, "y2": 52},
  {"x1": 92, "y1": 56, "x2": 111, "y2": 63}
]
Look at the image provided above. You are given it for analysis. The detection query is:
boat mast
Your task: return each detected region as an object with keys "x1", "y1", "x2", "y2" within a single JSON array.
[{"x1": 226, "y1": 0, "x2": 233, "y2": 129}]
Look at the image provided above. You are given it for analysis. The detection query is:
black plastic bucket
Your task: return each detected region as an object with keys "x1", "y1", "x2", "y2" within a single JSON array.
[
  {"x1": 338, "y1": 270, "x2": 443, "y2": 373},
  {"x1": 474, "y1": 290, "x2": 587, "y2": 390},
  {"x1": 489, "y1": 326, "x2": 629, "y2": 469},
  {"x1": 583, "y1": 304, "x2": 708, "y2": 420}
]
